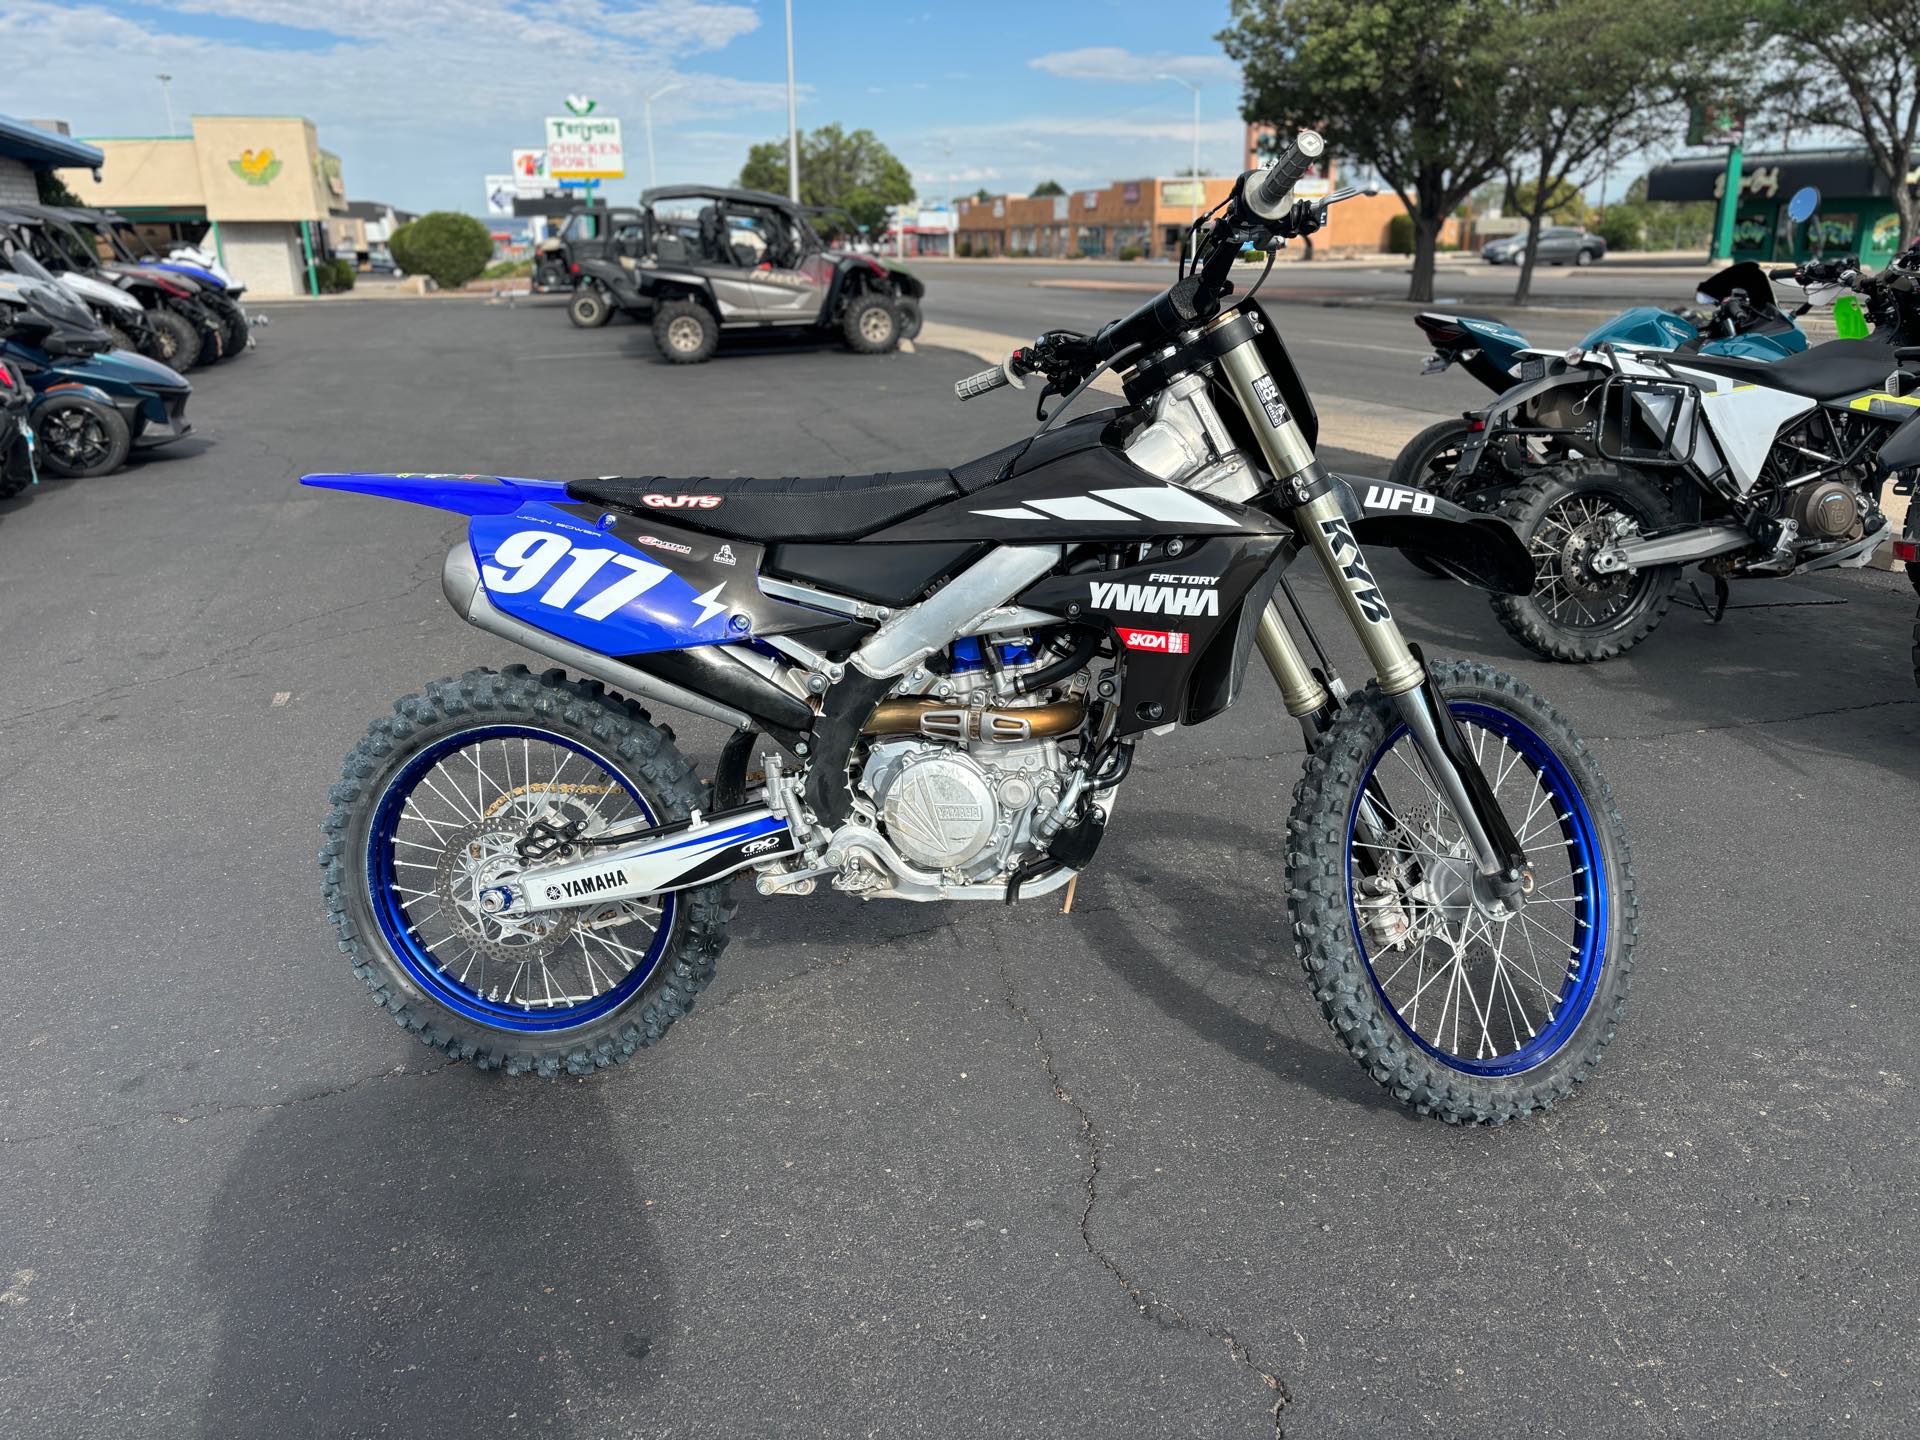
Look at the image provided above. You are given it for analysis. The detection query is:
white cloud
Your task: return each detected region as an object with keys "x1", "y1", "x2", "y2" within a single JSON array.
[
  {"x1": 1028, "y1": 46, "x2": 1239, "y2": 86},
  {"x1": 0, "y1": 0, "x2": 782, "y2": 212}
]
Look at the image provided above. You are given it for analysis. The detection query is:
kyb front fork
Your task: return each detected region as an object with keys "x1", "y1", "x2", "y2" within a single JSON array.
[{"x1": 1209, "y1": 314, "x2": 1527, "y2": 889}]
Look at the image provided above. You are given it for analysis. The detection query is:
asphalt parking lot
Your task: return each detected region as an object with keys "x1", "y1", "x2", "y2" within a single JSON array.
[{"x1": 2, "y1": 295, "x2": 1918, "y2": 1438}]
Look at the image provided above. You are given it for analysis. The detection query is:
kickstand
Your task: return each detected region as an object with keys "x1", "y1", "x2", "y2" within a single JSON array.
[{"x1": 1687, "y1": 575, "x2": 1729, "y2": 623}]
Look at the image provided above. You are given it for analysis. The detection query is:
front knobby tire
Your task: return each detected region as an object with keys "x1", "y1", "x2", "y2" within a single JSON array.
[
  {"x1": 319, "y1": 666, "x2": 734, "y2": 1076},
  {"x1": 146, "y1": 307, "x2": 201, "y2": 373},
  {"x1": 1492, "y1": 461, "x2": 1680, "y2": 663},
  {"x1": 568, "y1": 285, "x2": 613, "y2": 329},
  {"x1": 1287, "y1": 660, "x2": 1637, "y2": 1124},
  {"x1": 653, "y1": 300, "x2": 718, "y2": 363}
]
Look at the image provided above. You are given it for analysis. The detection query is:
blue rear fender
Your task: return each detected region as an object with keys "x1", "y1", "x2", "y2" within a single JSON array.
[{"x1": 301, "y1": 472, "x2": 739, "y2": 655}]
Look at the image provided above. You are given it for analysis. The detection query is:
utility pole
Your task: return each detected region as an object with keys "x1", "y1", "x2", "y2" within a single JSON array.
[
  {"x1": 644, "y1": 81, "x2": 683, "y2": 191},
  {"x1": 1156, "y1": 74, "x2": 1202, "y2": 235},
  {"x1": 1712, "y1": 137, "x2": 1745, "y2": 261},
  {"x1": 784, "y1": 0, "x2": 801, "y2": 204},
  {"x1": 157, "y1": 74, "x2": 176, "y2": 137}
]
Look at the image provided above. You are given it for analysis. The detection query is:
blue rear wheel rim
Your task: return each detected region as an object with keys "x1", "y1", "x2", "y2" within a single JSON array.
[
  {"x1": 1344, "y1": 701, "x2": 1607, "y2": 1077},
  {"x1": 367, "y1": 725, "x2": 675, "y2": 1033}
]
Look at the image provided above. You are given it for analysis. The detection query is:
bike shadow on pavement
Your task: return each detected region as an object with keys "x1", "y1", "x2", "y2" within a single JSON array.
[
  {"x1": 1066, "y1": 811, "x2": 1420, "y2": 1120},
  {"x1": 197, "y1": 1072, "x2": 670, "y2": 1437}
]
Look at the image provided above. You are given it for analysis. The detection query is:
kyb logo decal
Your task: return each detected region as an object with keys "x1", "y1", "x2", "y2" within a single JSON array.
[
  {"x1": 1363, "y1": 483, "x2": 1437, "y2": 515},
  {"x1": 548, "y1": 867, "x2": 629, "y2": 901},
  {"x1": 1089, "y1": 578, "x2": 1219, "y2": 617},
  {"x1": 642, "y1": 494, "x2": 722, "y2": 510},
  {"x1": 1318, "y1": 518, "x2": 1393, "y2": 624},
  {"x1": 1118, "y1": 627, "x2": 1191, "y2": 654}
]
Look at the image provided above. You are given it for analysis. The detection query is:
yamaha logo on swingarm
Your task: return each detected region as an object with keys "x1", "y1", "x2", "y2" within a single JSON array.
[
  {"x1": 1318, "y1": 517, "x2": 1393, "y2": 624},
  {"x1": 546, "y1": 867, "x2": 630, "y2": 901}
]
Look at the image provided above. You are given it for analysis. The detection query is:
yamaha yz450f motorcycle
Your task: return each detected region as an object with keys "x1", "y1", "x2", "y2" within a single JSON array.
[{"x1": 307, "y1": 132, "x2": 1637, "y2": 1124}]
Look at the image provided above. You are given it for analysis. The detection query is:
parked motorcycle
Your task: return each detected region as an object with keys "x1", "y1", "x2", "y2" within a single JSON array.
[
  {"x1": 0, "y1": 265, "x2": 193, "y2": 478},
  {"x1": 1463, "y1": 232, "x2": 1920, "y2": 661},
  {"x1": 305, "y1": 131, "x2": 1636, "y2": 1125},
  {"x1": 1390, "y1": 260, "x2": 1810, "y2": 507}
]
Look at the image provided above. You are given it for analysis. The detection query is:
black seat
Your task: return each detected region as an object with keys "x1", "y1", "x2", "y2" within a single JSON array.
[
  {"x1": 567, "y1": 439, "x2": 1032, "y2": 544},
  {"x1": 567, "y1": 470, "x2": 963, "y2": 541},
  {"x1": 1673, "y1": 338, "x2": 1897, "y2": 401}
]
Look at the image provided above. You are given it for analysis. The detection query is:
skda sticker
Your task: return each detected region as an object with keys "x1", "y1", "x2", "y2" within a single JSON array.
[{"x1": 1118, "y1": 627, "x2": 1190, "y2": 654}]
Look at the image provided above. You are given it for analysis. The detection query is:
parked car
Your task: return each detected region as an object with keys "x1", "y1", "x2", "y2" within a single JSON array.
[{"x1": 1481, "y1": 226, "x2": 1606, "y2": 267}]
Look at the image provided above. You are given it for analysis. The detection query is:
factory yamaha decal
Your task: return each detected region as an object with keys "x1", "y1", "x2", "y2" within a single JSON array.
[
  {"x1": 1318, "y1": 517, "x2": 1392, "y2": 624},
  {"x1": 1088, "y1": 572, "x2": 1220, "y2": 617}
]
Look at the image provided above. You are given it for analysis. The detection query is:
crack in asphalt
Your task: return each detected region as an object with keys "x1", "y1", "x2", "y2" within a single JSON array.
[
  {"x1": 0, "y1": 1059, "x2": 454, "y2": 1148},
  {"x1": 990, "y1": 943, "x2": 1292, "y2": 1438}
]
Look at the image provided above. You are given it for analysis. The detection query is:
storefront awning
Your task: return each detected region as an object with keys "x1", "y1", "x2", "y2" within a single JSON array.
[
  {"x1": 1645, "y1": 149, "x2": 1895, "y2": 204},
  {"x1": 0, "y1": 114, "x2": 105, "y2": 172}
]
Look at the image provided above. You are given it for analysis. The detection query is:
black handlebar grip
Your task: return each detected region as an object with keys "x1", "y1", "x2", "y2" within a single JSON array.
[
  {"x1": 955, "y1": 361, "x2": 1014, "y2": 401},
  {"x1": 1246, "y1": 131, "x2": 1327, "y2": 220},
  {"x1": 1768, "y1": 268, "x2": 1799, "y2": 281}
]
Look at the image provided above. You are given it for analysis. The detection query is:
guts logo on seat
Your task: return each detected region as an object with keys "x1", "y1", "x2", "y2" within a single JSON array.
[
  {"x1": 1118, "y1": 627, "x2": 1190, "y2": 654},
  {"x1": 642, "y1": 494, "x2": 722, "y2": 510}
]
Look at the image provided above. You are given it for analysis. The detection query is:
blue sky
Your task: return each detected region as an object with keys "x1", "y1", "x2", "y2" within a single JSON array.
[{"x1": 0, "y1": 1, "x2": 1255, "y2": 216}]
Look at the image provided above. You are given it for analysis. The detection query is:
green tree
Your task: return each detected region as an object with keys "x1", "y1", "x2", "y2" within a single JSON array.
[
  {"x1": 1496, "y1": 0, "x2": 1684, "y2": 303},
  {"x1": 1031, "y1": 178, "x2": 1066, "y2": 197},
  {"x1": 738, "y1": 124, "x2": 914, "y2": 235},
  {"x1": 37, "y1": 171, "x2": 81, "y2": 206},
  {"x1": 1221, "y1": 0, "x2": 1517, "y2": 302},
  {"x1": 389, "y1": 212, "x2": 493, "y2": 289},
  {"x1": 1756, "y1": 0, "x2": 1920, "y2": 246}
]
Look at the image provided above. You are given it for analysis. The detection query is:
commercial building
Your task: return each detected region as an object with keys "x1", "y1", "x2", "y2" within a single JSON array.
[
  {"x1": 955, "y1": 127, "x2": 1449, "y2": 261},
  {"x1": 62, "y1": 115, "x2": 350, "y2": 296},
  {"x1": 325, "y1": 200, "x2": 419, "y2": 270},
  {"x1": 0, "y1": 115, "x2": 103, "y2": 207},
  {"x1": 1647, "y1": 147, "x2": 1915, "y2": 268}
]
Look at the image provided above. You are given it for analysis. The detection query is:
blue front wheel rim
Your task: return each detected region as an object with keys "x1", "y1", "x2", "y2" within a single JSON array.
[
  {"x1": 366, "y1": 725, "x2": 676, "y2": 1034},
  {"x1": 1344, "y1": 702, "x2": 1608, "y2": 1077}
]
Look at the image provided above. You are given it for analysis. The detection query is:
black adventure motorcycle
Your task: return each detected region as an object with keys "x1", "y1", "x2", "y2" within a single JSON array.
[{"x1": 306, "y1": 132, "x2": 1637, "y2": 1124}]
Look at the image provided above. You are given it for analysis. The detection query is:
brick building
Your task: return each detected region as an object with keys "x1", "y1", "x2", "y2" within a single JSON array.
[{"x1": 955, "y1": 127, "x2": 1457, "y2": 260}]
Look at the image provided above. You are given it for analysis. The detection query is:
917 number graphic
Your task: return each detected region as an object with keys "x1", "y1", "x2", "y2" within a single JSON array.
[{"x1": 482, "y1": 530, "x2": 669, "y2": 621}]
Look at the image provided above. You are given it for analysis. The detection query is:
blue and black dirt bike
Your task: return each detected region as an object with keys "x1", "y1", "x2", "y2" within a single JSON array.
[
  {"x1": 309, "y1": 131, "x2": 1639, "y2": 1125},
  {"x1": 0, "y1": 260, "x2": 192, "y2": 479}
]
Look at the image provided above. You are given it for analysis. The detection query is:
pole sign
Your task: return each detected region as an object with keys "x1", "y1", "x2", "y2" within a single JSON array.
[
  {"x1": 512, "y1": 148, "x2": 551, "y2": 195},
  {"x1": 545, "y1": 116, "x2": 624, "y2": 180},
  {"x1": 1688, "y1": 102, "x2": 1745, "y2": 148},
  {"x1": 485, "y1": 175, "x2": 517, "y2": 217}
]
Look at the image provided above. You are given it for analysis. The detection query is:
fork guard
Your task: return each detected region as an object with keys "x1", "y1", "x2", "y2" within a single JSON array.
[{"x1": 1333, "y1": 475, "x2": 1536, "y2": 595}]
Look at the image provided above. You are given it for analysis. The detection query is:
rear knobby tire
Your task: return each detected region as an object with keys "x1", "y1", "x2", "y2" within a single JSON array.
[
  {"x1": 319, "y1": 665, "x2": 733, "y2": 1076},
  {"x1": 1387, "y1": 416, "x2": 1477, "y2": 576},
  {"x1": 653, "y1": 299, "x2": 718, "y2": 363},
  {"x1": 1492, "y1": 461, "x2": 1680, "y2": 662},
  {"x1": 1287, "y1": 659, "x2": 1637, "y2": 1124},
  {"x1": 841, "y1": 293, "x2": 899, "y2": 354}
]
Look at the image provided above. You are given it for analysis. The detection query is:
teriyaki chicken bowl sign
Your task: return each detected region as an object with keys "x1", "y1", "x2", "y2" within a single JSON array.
[{"x1": 544, "y1": 116, "x2": 624, "y2": 180}]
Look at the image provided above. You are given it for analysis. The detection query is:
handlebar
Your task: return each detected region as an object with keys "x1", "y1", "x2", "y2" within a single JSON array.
[
  {"x1": 954, "y1": 355, "x2": 1026, "y2": 401},
  {"x1": 1246, "y1": 131, "x2": 1328, "y2": 220}
]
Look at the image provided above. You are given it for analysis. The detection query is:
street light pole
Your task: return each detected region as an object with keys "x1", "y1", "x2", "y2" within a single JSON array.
[
  {"x1": 1156, "y1": 74, "x2": 1201, "y2": 237},
  {"x1": 784, "y1": 0, "x2": 801, "y2": 204},
  {"x1": 157, "y1": 74, "x2": 176, "y2": 137},
  {"x1": 643, "y1": 81, "x2": 684, "y2": 191}
]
